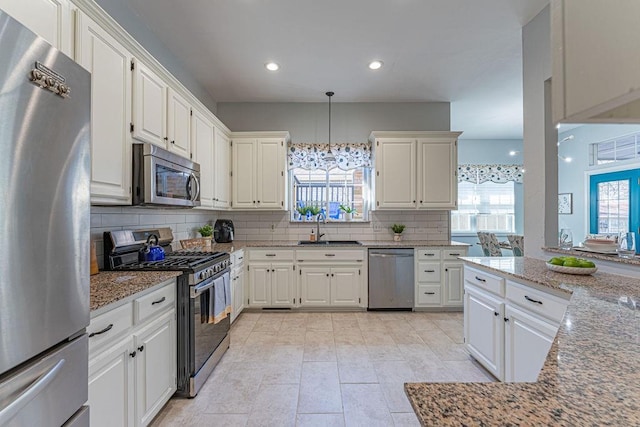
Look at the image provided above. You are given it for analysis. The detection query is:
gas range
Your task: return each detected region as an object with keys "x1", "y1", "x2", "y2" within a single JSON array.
[{"x1": 103, "y1": 228, "x2": 230, "y2": 285}]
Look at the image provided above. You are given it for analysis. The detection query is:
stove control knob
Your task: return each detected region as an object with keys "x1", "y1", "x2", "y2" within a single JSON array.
[
  {"x1": 214, "y1": 264, "x2": 220, "y2": 273},
  {"x1": 198, "y1": 272, "x2": 205, "y2": 280},
  {"x1": 207, "y1": 269, "x2": 213, "y2": 277}
]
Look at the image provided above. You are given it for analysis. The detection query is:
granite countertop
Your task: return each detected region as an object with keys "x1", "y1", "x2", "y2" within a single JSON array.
[
  {"x1": 205, "y1": 240, "x2": 469, "y2": 253},
  {"x1": 544, "y1": 246, "x2": 640, "y2": 266},
  {"x1": 90, "y1": 271, "x2": 181, "y2": 312},
  {"x1": 405, "y1": 257, "x2": 640, "y2": 426}
]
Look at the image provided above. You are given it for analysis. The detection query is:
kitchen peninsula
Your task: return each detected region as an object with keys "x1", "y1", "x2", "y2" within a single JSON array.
[{"x1": 405, "y1": 257, "x2": 640, "y2": 426}]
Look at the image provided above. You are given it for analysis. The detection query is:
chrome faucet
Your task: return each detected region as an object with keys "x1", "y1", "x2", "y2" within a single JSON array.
[{"x1": 316, "y1": 212, "x2": 326, "y2": 241}]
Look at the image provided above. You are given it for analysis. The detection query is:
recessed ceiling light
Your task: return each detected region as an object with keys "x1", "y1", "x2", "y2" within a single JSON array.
[
  {"x1": 265, "y1": 62, "x2": 280, "y2": 71},
  {"x1": 368, "y1": 60, "x2": 383, "y2": 70},
  {"x1": 509, "y1": 150, "x2": 519, "y2": 156}
]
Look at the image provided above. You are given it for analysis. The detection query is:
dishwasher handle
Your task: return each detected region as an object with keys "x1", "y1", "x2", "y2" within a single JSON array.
[{"x1": 369, "y1": 253, "x2": 414, "y2": 258}]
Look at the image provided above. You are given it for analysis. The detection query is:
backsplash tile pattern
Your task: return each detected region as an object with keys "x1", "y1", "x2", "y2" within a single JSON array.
[{"x1": 91, "y1": 207, "x2": 450, "y2": 269}]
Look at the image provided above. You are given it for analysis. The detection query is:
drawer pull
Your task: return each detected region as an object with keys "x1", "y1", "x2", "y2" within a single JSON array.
[
  {"x1": 424, "y1": 253, "x2": 435, "y2": 256},
  {"x1": 475, "y1": 276, "x2": 486, "y2": 283},
  {"x1": 238, "y1": 257, "x2": 244, "y2": 260},
  {"x1": 424, "y1": 292, "x2": 435, "y2": 295},
  {"x1": 151, "y1": 296, "x2": 166, "y2": 305},
  {"x1": 129, "y1": 351, "x2": 136, "y2": 358},
  {"x1": 265, "y1": 254, "x2": 276, "y2": 257},
  {"x1": 424, "y1": 270, "x2": 435, "y2": 273},
  {"x1": 325, "y1": 254, "x2": 336, "y2": 257},
  {"x1": 89, "y1": 324, "x2": 113, "y2": 338},
  {"x1": 449, "y1": 253, "x2": 460, "y2": 256},
  {"x1": 524, "y1": 295, "x2": 543, "y2": 305},
  {"x1": 138, "y1": 345, "x2": 144, "y2": 352}
]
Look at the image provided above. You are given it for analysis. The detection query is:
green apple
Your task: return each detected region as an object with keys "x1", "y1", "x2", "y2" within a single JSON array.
[
  {"x1": 563, "y1": 259, "x2": 580, "y2": 267},
  {"x1": 578, "y1": 260, "x2": 596, "y2": 268},
  {"x1": 549, "y1": 257, "x2": 565, "y2": 266}
]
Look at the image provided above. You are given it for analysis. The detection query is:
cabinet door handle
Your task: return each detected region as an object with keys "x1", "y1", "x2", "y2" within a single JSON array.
[
  {"x1": 424, "y1": 292, "x2": 435, "y2": 295},
  {"x1": 325, "y1": 254, "x2": 336, "y2": 257},
  {"x1": 151, "y1": 296, "x2": 166, "y2": 305},
  {"x1": 137, "y1": 345, "x2": 144, "y2": 352},
  {"x1": 129, "y1": 351, "x2": 137, "y2": 358},
  {"x1": 331, "y1": 273, "x2": 334, "y2": 277},
  {"x1": 504, "y1": 317, "x2": 510, "y2": 322},
  {"x1": 424, "y1": 270, "x2": 435, "y2": 273},
  {"x1": 475, "y1": 276, "x2": 486, "y2": 283},
  {"x1": 89, "y1": 323, "x2": 113, "y2": 338},
  {"x1": 239, "y1": 257, "x2": 244, "y2": 260},
  {"x1": 524, "y1": 295, "x2": 543, "y2": 305},
  {"x1": 494, "y1": 312, "x2": 499, "y2": 316}
]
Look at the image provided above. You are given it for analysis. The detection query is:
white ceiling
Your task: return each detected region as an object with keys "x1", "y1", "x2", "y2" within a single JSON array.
[{"x1": 126, "y1": 0, "x2": 549, "y2": 139}]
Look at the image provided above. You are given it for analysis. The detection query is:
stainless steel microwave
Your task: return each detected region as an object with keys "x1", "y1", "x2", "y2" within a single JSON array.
[{"x1": 132, "y1": 143, "x2": 201, "y2": 208}]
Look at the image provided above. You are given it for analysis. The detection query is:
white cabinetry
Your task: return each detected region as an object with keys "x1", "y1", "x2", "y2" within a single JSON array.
[
  {"x1": 231, "y1": 132, "x2": 289, "y2": 210},
  {"x1": 552, "y1": 0, "x2": 640, "y2": 123},
  {"x1": 132, "y1": 59, "x2": 167, "y2": 148},
  {"x1": 87, "y1": 279, "x2": 176, "y2": 427},
  {"x1": 248, "y1": 250, "x2": 295, "y2": 307},
  {"x1": 230, "y1": 249, "x2": 245, "y2": 323},
  {"x1": 296, "y1": 249, "x2": 366, "y2": 308},
  {"x1": 414, "y1": 247, "x2": 468, "y2": 309},
  {"x1": 463, "y1": 264, "x2": 570, "y2": 382},
  {"x1": 166, "y1": 88, "x2": 191, "y2": 158},
  {"x1": 371, "y1": 132, "x2": 460, "y2": 210},
  {"x1": 213, "y1": 127, "x2": 231, "y2": 208},
  {"x1": 0, "y1": 0, "x2": 73, "y2": 55},
  {"x1": 191, "y1": 108, "x2": 215, "y2": 208},
  {"x1": 75, "y1": 10, "x2": 132, "y2": 204}
]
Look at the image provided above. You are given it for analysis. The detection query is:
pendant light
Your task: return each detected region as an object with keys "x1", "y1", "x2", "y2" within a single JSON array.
[{"x1": 325, "y1": 91, "x2": 335, "y2": 163}]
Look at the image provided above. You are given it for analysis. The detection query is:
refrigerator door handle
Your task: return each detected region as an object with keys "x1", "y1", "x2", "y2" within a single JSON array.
[{"x1": 0, "y1": 359, "x2": 65, "y2": 425}]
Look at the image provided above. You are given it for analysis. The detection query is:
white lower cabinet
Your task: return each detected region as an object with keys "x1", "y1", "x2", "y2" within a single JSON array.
[
  {"x1": 299, "y1": 267, "x2": 331, "y2": 306},
  {"x1": 504, "y1": 305, "x2": 557, "y2": 382},
  {"x1": 88, "y1": 336, "x2": 135, "y2": 427},
  {"x1": 230, "y1": 249, "x2": 245, "y2": 323},
  {"x1": 248, "y1": 262, "x2": 295, "y2": 307},
  {"x1": 414, "y1": 247, "x2": 468, "y2": 309},
  {"x1": 464, "y1": 285, "x2": 504, "y2": 379},
  {"x1": 463, "y1": 264, "x2": 570, "y2": 382},
  {"x1": 88, "y1": 279, "x2": 176, "y2": 427},
  {"x1": 330, "y1": 267, "x2": 361, "y2": 306}
]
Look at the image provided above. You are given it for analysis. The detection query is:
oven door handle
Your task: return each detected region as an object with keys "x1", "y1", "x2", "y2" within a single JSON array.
[{"x1": 191, "y1": 277, "x2": 215, "y2": 298}]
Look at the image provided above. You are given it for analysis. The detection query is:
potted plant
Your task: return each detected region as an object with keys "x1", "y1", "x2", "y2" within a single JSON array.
[
  {"x1": 391, "y1": 224, "x2": 406, "y2": 242},
  {"x1": 307, "y1": 205, "x2": 321, "y2": 221},
  {"x1": 339, "y1": 204, "x2": 356, "y2": 221},
  {"x1": 295, "y1": 205, "x2": 309, "y2": 221},
  {"x1": 198, "y1": 224, "x2": 214, "y2": 247}
]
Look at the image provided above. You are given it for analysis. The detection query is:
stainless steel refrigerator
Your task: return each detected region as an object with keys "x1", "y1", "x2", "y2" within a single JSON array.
[{"x1": 0, "y1": 10, "x2": 91, "y2": 427}]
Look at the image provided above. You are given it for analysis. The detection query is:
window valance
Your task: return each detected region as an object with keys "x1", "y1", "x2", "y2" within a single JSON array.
[
  {"x1": 288, "y1": 142, "x2": 372, "y2": 171},
  {"x1": 458, "y1": 164, "x2": 524, "y2": 184}
]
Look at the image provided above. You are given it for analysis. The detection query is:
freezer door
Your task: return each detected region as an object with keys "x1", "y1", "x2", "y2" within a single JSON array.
[
  {"x1": 0, "y1": 335, "x2": 88, "y2": 427},
  {"x1": 0, "y1": 11, "x2": 91, "y2": 374}
]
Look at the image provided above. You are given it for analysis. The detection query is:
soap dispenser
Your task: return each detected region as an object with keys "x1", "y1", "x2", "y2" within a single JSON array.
[{"x1": 310, "y1": 229, "x2": 316, "y2": 242}]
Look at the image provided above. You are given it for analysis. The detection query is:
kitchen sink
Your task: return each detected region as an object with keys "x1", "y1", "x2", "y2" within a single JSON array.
[{"x1": 298, "y1": 240, "x2": 363, "y2": 246}]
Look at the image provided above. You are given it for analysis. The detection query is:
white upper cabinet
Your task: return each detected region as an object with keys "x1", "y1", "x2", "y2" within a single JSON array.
[
  {"x1": 374, "y1": 138, "x2": 416, "y2": 209},
  {"x1": 166, "y1": 88, "x2": 191, "y2": 158},
  {"x1": 552, "y1": 0, "x2": 640, "y2": 123},
  {"x1": 191, "y1": 108, "x2": 215, "y2": 208},
  {"x1": 75, "y1": 10, "x2": 132, "y2": 204},
  {"x1": 132, "y1": 59, "x2": 167, "y2": 148},
  {"x1": 417, "y1": 137, "x2": 457, "y2": 209},
  {"x1": 0, "y1": 0, "x2": 73, "y2": 56},
  {"x1": 213, "y1": 127, "x2": 231, "y2": 208},
  {"x1": 371, "y1": 132, "x2": 461, "y2": 210},
  {"x1": 230, "y1": 132, "x2": 289, "y2": 210}
]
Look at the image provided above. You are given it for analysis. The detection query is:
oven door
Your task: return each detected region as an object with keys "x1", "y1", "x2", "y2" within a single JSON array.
[
  {"x1": 189, "y1": 272, "x2": 230, "y2": 376},
  {"x1": 145, "y1": 154, "x2": 200, "y2": 207}
]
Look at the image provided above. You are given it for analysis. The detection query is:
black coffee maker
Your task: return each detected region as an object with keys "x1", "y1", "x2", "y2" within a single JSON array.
[{"x1": 214, "y1": 219, "x2": 235, "y2": 243}]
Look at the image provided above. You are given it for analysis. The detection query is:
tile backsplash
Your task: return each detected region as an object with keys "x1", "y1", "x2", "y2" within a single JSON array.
[{"x1": 92, "y1": 207, "x2": 450, "y2": 269}]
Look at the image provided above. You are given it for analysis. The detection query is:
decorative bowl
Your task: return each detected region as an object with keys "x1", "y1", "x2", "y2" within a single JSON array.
[
  {"x1": 582, "y1": 240, "x2": 618, "y2": 252},
  {"x1": 546, "y1": 262, "x2": 597, "y2": 275}
]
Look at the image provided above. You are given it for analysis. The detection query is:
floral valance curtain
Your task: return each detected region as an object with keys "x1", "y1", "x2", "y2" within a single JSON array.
[
  {"x1": 288, "y1": 142, "x2": 372, "y2": 171},
  {"x1": 458, "y1": 164, "x2": 524, "y2": 184}
]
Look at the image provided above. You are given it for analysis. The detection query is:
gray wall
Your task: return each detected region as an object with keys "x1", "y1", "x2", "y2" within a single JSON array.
[
  {"x1": 558, "y1": 124, "x2": 640, "y2": 243},
  {"x1": 93, "y1": 0, "x2": 217, "y2": 113},
  {"x1": 456, "y1": 139, "x2": 525, "y2": 256},
  {"x1": 216, "y1": 102, "x2": 450, "y2": 140}
]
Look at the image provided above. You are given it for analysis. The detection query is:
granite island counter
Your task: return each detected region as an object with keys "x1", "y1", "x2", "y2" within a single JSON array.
[{"x1": 405, "y1": 257, "x2": 640, "y2": 426}]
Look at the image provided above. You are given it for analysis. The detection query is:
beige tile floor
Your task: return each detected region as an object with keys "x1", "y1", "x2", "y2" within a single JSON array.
[{"x1": 151, "y1": 311, "x2": 494, "y2": 427}]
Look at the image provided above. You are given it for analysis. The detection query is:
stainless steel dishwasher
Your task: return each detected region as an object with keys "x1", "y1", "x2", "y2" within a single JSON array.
[{"x1": 368, "y1": 248, "x2": 414, "y2": 309}]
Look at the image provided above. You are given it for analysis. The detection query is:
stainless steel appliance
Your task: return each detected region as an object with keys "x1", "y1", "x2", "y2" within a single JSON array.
[
  {"x1": 368, "y1": 249, "x2": 415, "y2": 309},
  {"x1": 0, "y1": 11, "x2": 90, "y2": 426},
  {"x1": 214, "y1": 219, "x2": 235, "y2": 243},
  {"x1": 104, "y1": 228, "x2": 231, "y2": 397},
  {"x1": 132, "y1": 143, "x2": 201, "y2": 208}
]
